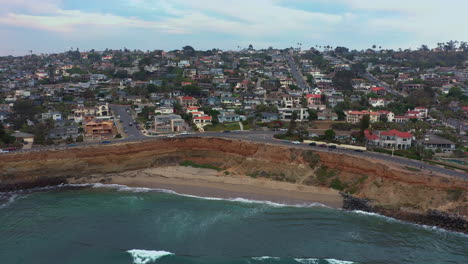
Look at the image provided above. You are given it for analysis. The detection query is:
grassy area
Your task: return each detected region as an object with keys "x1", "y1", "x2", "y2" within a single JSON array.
[
  {"x1": 247, "y1": 170, "x2": 296, "y2": 183},
  {"x1": 179, "y1": 161, "x2": 223, "y2": 171},
  {"x1": 404, "y1": 166, "x2": 421, "y2": 172},
  {"x1": 203, "y1": 122, "x2": 251, "y2": 132},
  {"x1": 424, "y1": 160, "x2": 468, "y2": 173}
]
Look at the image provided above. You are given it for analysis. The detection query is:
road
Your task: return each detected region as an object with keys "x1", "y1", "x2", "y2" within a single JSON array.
[
  {"x1": 333, "y1": 53, "x2": 403, "y2": 96},
  {"x1": 110, "y1": 104, "x2": 144, "y2": 139},
  {"x1": 285, "y1": 54, "x2": 310, "y2": 91}
]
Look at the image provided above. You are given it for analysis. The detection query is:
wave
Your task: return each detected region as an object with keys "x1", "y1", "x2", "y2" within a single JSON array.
[
  {"x1": 127, "y1": 249, "x2": 174, "y2": 264},
  {"x1": 252, "y1": 256, "x2": 281, "y2": 260},
  {"x1": 350, "y1": 210, "x2": 468, "y2": 237},
  {"x1": 0, "y1": 193, "x2": 19, "y2": 209},
  {"x1": 250, "y1": 257, "x2": 356, "y2": 264},
  {"x1": 85, "y1": 183, "x2": 329, "y2": 209}
]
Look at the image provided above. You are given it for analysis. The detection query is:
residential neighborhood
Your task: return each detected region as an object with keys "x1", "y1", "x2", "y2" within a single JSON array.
[{"x1": 0, "y1": 42, "x2": 467, "y2": 167}]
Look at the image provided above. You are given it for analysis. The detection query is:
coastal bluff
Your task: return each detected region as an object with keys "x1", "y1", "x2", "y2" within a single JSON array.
[{"x1": 1, "y1": 137, "x2": 467, "y2": 232}]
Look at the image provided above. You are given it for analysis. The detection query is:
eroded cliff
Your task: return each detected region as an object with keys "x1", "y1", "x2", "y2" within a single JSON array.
[{"x1": 1, "y1": 137, "x2": 467, "y2": 219}]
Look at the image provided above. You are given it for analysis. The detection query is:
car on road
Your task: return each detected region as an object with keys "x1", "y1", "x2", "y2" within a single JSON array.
[
  {"x1": 279, "y1": 128, "x2": 288, "y2": 132},
  {"x1": 308, "y1": 142, "x2": 317, "y2": 146},
  {"x1": 167, "y1": 134, "x2": 175, "y2": 138},
  {"x1": 328, "y1": 145, "x2": 337, "y2": 149},
  {"x1": 128, "y1": 123, "x2": 133, "y2": 126},
  {"x1": 291, "y1": 141, "x2": 301, "y2": 145},
  {"x1": 101, "y1": 141, "x2": 111, "y2": 144},
  {"x1": 223, "y1": 130, "x2": 231, "y2": 133},
  {"x1": 180, "y1": 132, "x2": 189, "y2": 135},
  {"x1": 318, "y1": 144, "x2": 328, "y2": 148},
  {"x1": 67, "y1": 144, "x2": 77, "y2": 147}
]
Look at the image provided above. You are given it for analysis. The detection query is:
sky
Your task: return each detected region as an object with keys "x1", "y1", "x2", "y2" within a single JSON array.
[{"x1": 0, "y1": 0, "x2": 467, "y2": 56}]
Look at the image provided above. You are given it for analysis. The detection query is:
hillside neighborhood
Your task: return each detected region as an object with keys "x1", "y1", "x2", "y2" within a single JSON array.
[{"x1": 0, "y1": 43, "x2": 467, "y2": 168}]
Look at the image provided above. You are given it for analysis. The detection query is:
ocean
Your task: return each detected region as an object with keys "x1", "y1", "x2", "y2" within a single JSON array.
[{"x1": 0, "y1": 184, "x2": 466, "y2": 264}]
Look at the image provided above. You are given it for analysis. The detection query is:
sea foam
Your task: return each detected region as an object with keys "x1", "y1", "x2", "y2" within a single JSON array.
[
  {"x1": 294, "y1": 258, "x2": 356, "y2": 264},
  {"x1": 0, "y1": 193, "x2": 18, "y2": 209},
  {"x1": 252, "y1": 256, "x2": 281, "y2": 260},
  {"x1": 127, "y1": 249, "x2": 174, "y2": 264},
  {"x1": 87, "y1": 183, "x2": 329, "y2": 208}
]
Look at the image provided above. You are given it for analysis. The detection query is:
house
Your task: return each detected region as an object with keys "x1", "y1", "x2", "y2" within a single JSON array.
[
  {"x1": 0, "y1": 111, "x2": 11, "y2": 122},
  {"x1": 365, "y1": 130, "x2": 413, "y2": 150},
  {"x1": 377, "y1": 110, "x2": 395, "y2": 122},
  {"x1": 260, "y1": 112, "x2": 279, "y2": 122},
  {"x1": 41, "y1": 112, "x2": 62, "y2": 121},
  {"x1": 370, "y1": 87, "x2": 387, "y2": 95},
  {"x1": 84, "y1": 119, "x2": 117, "y2": 138},
  {"x1": 177, "y1": 96, "x2": 198, "y2": 108},
  {"x1": 278, "y1": 108, "x2": 309, "y2": 121},
  {"x1": 282, "y1": 95, "x2": 301, "y2": 108},
  {"x1": 345, "y1": 110, "x2": 380, "y2": 124},
  {"x1": 154, "y1": 114, "x2": 187, "y2": 133},
  {"x1": 394, "y1": 116, "x2": 412, "y2": 123},
  {"x1": 317, "y1": 109, "x2": 338, "y2": 121},
  {"x1": 306, "y1": 94, "x2": 321, "y2": 107},
  {"x1": 414, "y1": 107, "x2": 428, "y2": 118},
  {"x1": 193, "y1": 115, "x2": 212, "y2": 126},
  {"x1": 327, "y1": 96, "x2": 344, "y2": 108},
  {"x1": 155, "y1": 107, "x2": 174, "y2": 115},
  {"x1": 369, "y1": 98, "x2": 392, "y2": 108},
  {"x1": 420, "y1": 134, "x2": 456, "y2": 154},
  {"x1": 234, "y1": 80, "x2": 250, "y2": 92},
  {"x1": 47, "y1": 125, "x2": 81, "y2": 140},
  {"x1": 218, "y1": 112, "x2": 246, "y2": 123}
]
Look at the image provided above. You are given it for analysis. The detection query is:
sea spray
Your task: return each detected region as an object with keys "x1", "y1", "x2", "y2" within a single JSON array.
[{"x1": 127, "y1": 250, "x2": 174, "y2": 264}]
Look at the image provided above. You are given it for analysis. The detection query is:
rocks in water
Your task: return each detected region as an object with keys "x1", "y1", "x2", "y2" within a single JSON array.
[{"x1": 340, "y1": 192, "x2": 373, "y2": 212}]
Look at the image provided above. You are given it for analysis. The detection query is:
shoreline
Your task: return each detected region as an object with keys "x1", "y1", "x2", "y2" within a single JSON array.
[{"x1": 68, "y1": 166, "x2": 343, "y2": 208}]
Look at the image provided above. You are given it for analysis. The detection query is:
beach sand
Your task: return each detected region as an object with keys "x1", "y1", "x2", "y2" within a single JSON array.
[{"x1": 70, "y1": 166, "x2": 343, "y2": 208}]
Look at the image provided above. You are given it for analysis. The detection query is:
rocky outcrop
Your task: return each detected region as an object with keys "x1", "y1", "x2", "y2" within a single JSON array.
[{"x1": 0, "y1": 137, "x2": 466, "y2": 232}]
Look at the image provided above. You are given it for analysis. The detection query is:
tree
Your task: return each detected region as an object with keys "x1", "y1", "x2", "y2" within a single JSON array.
[
  {"x1": 420, "y1": 45, "x2": 429, "y2": 51},
  {"x1": 323, "y1": 129, "x2": 336, "y2": 141},
  {"x1": 286, "y1": 111, "x2": 298, "y2": 136},
  {"x1": 360, "y1": 114, "x2": 370, "y2": 131},
  {"x1": 248, "y1": 44, "x2": 254, "y2": 50},
  {"x1": 332, "y1": 70, "x2": 354, "y2": 90},
  {"x1": 182, "y1": 45, "x2": 195, "y2": 56},
  {"x1": 334, "y1": 46, "x2": 349, "y2": 53},
  {"x1": 308, "y1": 109, "x2": 318, "y2": 121}
]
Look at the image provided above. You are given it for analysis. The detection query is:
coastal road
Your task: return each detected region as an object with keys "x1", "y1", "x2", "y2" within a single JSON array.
[{"x1": 2, "y1": 129, "x2": 467, "y2": 180}]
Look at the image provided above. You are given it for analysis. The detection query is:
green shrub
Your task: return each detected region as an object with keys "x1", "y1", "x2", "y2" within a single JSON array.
[
  {"x1": 179, "y1": 161, "x2": 223, "y2": 171},
  {"x1": 329, "y1": 178, "x2": 348, "y2": 191}
]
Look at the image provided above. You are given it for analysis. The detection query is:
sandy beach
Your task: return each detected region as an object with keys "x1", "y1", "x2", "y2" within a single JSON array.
[{"x1": 69, "y1": 166, "x2": 343, "y2": 208}]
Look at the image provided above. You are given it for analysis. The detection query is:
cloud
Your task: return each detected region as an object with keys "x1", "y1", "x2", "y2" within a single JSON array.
[{"x1": 0, "y1": 0, "x2": 466, "y2": 55}]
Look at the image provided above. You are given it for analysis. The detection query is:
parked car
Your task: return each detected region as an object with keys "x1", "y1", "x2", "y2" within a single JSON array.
[
  {"x1": 167, "y1": 134, "x2": 175, "y2": 138},
  {"x1": 101, "y1": 141, "x2": 111, "y2": 144},
  {"x1": 308, "y1": 142, "x2": 317, "y2": 146},
  {"x1": 180, "y1": 132, "x2": 189, "y2": 135},
  {"x1": 318, "y1": 144, "x2": 328, "y2": 148},
  {"x1": 67, "y1": 144, "x2": 77, "y2": 147},
  {"x1": 328, "y1": 145, "x2": 337, "y2": 149},
  {"x1": 291, "y1": 141, "x2": 301, "y2": 145},
  {"x1": 223, "y1": 130, "x2": 231, "y2": 133}
]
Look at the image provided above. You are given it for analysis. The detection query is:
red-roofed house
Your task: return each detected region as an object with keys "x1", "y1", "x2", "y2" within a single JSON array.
[
  {"x1": 193, "y1": 115, "x2": 212, "y2": 125},
  {"x1": 414, "y1": 107, "x2": 428, "y2": 118},
  {"x1": 177, "y1": 96, "x2": 198, "y2": 108},
  {"x1": 306, "y1": 94, "x2": 322, "y2": 106},
  {"x1": 365, "y1": 130, "x2": 413, "y2": 149},
  {"x1": 370, "y1": 87, "x2": 387, "y2": 95}
]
